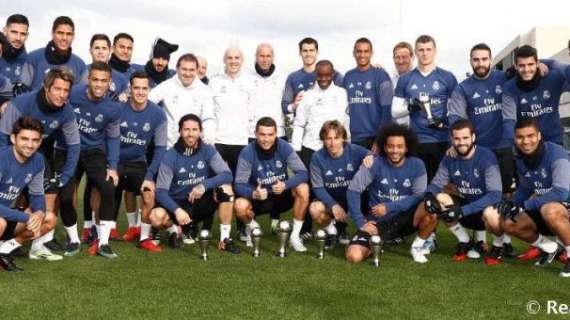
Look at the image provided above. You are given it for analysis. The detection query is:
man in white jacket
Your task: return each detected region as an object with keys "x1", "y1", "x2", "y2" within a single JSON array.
[
  {"x1": 209, "y1": 46, "x2": 255, "y2": 174},
  {"x1": 149, "y1": 53, "x2": 216, "y2": 148},
  {"x1": 249, "y1": 43, "x2": 287, "y2": 140},
  {"x1": 292, "y1": 60, "x2": 350, "y2": 167}
]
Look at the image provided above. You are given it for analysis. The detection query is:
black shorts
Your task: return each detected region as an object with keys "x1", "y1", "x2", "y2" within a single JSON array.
[
  {"x1": 38, "y1": 139, "x2": 59, "y2": 195},
  {"x1": 417, "y1": 142, "x2": 448, "y2": 181},
  {"x1": 374, "y1": 205, "x2": 418, "y2": 240},
  {"x1": 167, "y1": 192, "x2": 217, "y2": 225},
  {"x1": 526, "y1": 210, "x2": 555, "y2": 236},
  {"x1": 252, "y1": 191, "x2": 294, "y2": 216},
  {"x1": 117, "y1": 161, "x2": 147, "y2": 195},
  {"x1": 493, "y1": 147, "x2": 516, "y2": 193},
  {"x1": 299, "y1": 146, "x2": 316, "y2": 169},
  {"x1": 215, "y1": 144, "x2": 244, "y2": 174},
  {"x1": 449, "y1": 195, "x2": 486, "y2": 230},
  {"x1": 0, "y1": 220, "x2": 18, "y2": 241}
]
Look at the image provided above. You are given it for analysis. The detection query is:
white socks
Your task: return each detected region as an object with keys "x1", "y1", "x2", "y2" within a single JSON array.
[
  {"x1": 492, "y1": 234, "x2": 504, "y2": 247},
  {"x1": 98, "y1": 220, "x2": 113, "y2": 246},
  {"x1": 532, "y1": 234, "x2": 558, "y2": 253},
  {"x1": 126, "y1": 211, "x2": 137, "y2": 228},
  {"x1": 412, "y1": 236, "x2": 426, "y2": 248},
  {"x1": 475, "y1": 230, "x2": 486, "y2": 243},
  {"x1": 65, "y1": 224, "x2": 80, "y2": 244},
  {"x1": 140, "y1": 223, "x2": 151, "y2": 241},
  {"x1": 220, "y1": 224, "x2": 231, "y2": 241},
  {"x1": 292, "y1": 219, "x2": 303, "y2": 238},
  {"x1": 0, "y1": 239, "x2": 21, "y2": 255},
  {"x1": 449, "y1": 224, "x2": 470, "y2": 243},
  {"x1": 325, "y1": 220, "x2": 337, "y2": 235}
]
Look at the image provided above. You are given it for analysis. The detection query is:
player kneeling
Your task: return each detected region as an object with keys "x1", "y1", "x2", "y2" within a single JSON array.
[
  {"x1": 0, "y1": 117, "x2": 47, "y2": 271},
  {"x1": 424, "y1": 119, "x2": 504, "y2": 263},
  {"x1": 309, "y1": 120, "x2": 370, "y2": 249},
  {"x1": 234, "y1": 117, "x2": 310, "y2": 252},
  {"x1": 490, "y1": 119, "x2": 570, "y2": 276},
  {"x1": 345, "y1": 123, "x2": 437, "y2": 264},
  {"x1": 152, "y1": 114, "x2": 240, "y2": 253}
]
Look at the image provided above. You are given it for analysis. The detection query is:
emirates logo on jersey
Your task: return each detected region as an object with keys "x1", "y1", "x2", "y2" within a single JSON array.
[
  {"x1": 275, "y1": 161, "x2": 283, "y2": 168},
  {"x1": 142, "y1": 123, "x2": 151, "y2": 132}
]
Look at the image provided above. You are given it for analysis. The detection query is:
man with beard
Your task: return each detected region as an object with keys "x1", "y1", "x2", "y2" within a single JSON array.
[
  {"x1": 502, "y1": 45, "x2": 570, "y2": 146},
  {"x1": 109, "y1": 33, "x2": 138, "y2": 78},
  {"x1": 345, "y1": 122, "x2": 436, "y2": 264},
  {"x1": 447, "y1": 43, "x2": 518, "y2": 256},
  {"x1": 0, "y1": 116, "x2": 45, "y2": 271},
  {"x1": 149, "y1": 53, "x2": 216, "y2": 147},
  {"x1": 391, "y1": 35, "x2": 458, "y2": 181},
  {"x1": 281, "y1": 37, "x2": 343, "y2": 118},
  {"x1": 424, "y1": 119, "x2": 502, "y2": 263},
  {"x1": 0, "y1": 68, "x2": 79, "y2": 261},
  {"x1": 489, "y1": 119, "x2": 570, "y2": 276},
  {"x1": 152, "y1": 113, "x2": 239, "y2": 253},
  {"x1": 309, "y1": 120, "x2": 369, "y2": 247},
  {"x1": 0, "y1": 14, "x2": 33, "y2": 103},
  {"x1": 234, "y1": 117, "x2": 310, "y2": 252},
  {"x1": 57, "y1": 62, "x2": 120, "y2": 258},
  {"x1": 27, "y1": 16, "x2": 85, "y2": 90},
  {"x1": 343, "y1": 37, "x2": 393, "y2": 149},
  {"x1": 143, "y1": 38, "x2": 178, "y2": 88}
]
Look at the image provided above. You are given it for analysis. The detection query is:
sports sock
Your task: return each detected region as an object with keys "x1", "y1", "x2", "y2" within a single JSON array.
[
  {"x1": 412, "y1": 236, "x2": 426, "y2": 248},
  {"x1": 65, "y1": 224, "x2": 80, "y2": 244},
  {"x1": 475, "y1": 230, "x2": 486, "y2": 243},
  {"x1": 44, "y1": 229, "x2": 55, "y2": 243},
  {"x1": 271, "y1": 219, "x2": 279, "y2": 230},
  {"x1": 492, "y1": 234, "x2": 504, "y2": 247},
  {"x1": 503, "y1": 234, "x2": 512, "y2": 244},
  {"x1": 99, "y1": 220, "x2": 113, "y2": 246},
  {"x1": 325, "y1": 220, "x2": 337, "y2": 235},
  {"x1": 126, "y1": 212, "x2": 137, "y2": 228},
  {"x1": 532, "y1": 234, "x2": 557, "y2": 253},
  {"x1": 292, "y1": 219, "x2": 303, "y2": 238},
  {"x1": 83, "y1": 220, "x2": 93, "y2": 229},
  {"x1": 449, "y1": 224, "x2": 470, "y2": 243},
  {"x1": 140, "y1": 223, "x2": 151, "y2": 241},
  {"x1": 220, "y1": 224, "x2": 231, "y2": 241},
  {"x1": 0, "y1": 239, "x2": 21, "y2": 254}
]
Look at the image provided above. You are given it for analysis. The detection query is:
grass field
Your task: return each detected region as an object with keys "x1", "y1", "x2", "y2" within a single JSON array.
[{"x1": 0, "y1": 198, "x2": 567, "y2": 319}]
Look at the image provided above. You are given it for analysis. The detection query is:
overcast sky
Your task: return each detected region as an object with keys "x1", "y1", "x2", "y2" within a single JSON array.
[{"x1": 4, "y1": 0, "x2": 570, "y2": 80}]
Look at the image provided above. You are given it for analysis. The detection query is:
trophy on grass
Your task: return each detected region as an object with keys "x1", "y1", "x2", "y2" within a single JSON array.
[
  {"x1": 315, "y1": 229, "x2": 327, "y2": 260},
  {"x1": 198, "y1": 229, "x2": 211, "y2": 261},
  {"x1": 370, "y1": 235, "x2": 382, "y2": 268},
  {"x1": 275, "y1": 221, "x2": 291, "y2": 258},
  {"x1": 251, "y1": 227, "x2": 262, "y2": 257}
]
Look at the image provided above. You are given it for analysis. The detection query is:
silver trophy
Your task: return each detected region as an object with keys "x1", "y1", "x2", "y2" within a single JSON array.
[
  {"x1": 315, "y1": 229, "x2": 327, "y2": 259},
  {"x1": 276, "y1": 220, "x2": 291, "y2": 258},
  {"x1": 370, "y1": 235, "x2": 382, "y2": 267},
  {"x1": 251, "y1": 227, "x2": 263, "y2": 257},
  {"x1": 198, "y1": 229, "x2": 211, "y2": 261},
  {"x1": 418, "y1": 92, "x2": 435, "y2": 126}
]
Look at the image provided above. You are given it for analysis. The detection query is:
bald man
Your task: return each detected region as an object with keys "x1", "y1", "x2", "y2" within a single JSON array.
[{"x1": 209, "y1": 46, "x2": 255, "y2": 174}]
